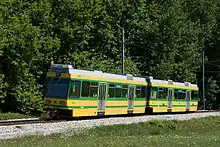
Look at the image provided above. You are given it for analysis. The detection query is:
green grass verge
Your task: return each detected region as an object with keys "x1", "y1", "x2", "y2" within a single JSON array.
[
  {"x1": 1, "y1": 116, "x2": 220, "y2": 147},
  {"x1": 0, "y1": 112, "x2": 35, "y2": 120}
]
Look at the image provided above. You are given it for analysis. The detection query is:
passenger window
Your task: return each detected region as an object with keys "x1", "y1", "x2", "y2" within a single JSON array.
[
  {"x1": 70, "y1": 80, "x2": 81, "y2": 98},
  {"x1": 174, "y1": 89, "x2": 178, "y2": 99},
  {"x1": 136, "y1": 86, "x2": 142, "y2": 98},
  {"x1": 108, "y1": 84, "x2": 115, "y2": 98},
  {"x1": 115, "y1": 84, "x2": 122, "y2": 97},
  {"x1": 81, "y1": 81, "x2": 98, "y2": 97},
  {"x1": 174, "y1": 89, "x2": 186, "y2": 99},
  {"x1": 151, "y1": 87, "x2": 157, "y2": 99},
  {"x1": 89, "y1": 82, "x2": 98, "y2": 97},
  {"x1": 164, "y1": 88, "x2": 168, "y2": 98},
  {"x1": 142, "y1": 86, "x2": 146, "y2": 98},
  {"x1": 179, "y1": 90, "x2": 186, "y2": 99},
  {"x1": 136, "y1": 86, "x2": 146, "y2": 98},
  {"x1": 122, "y1": 85, "x2": 128, "y2": 98},
  {"x1": 157, "y1": 88, "x2": 168, "y2": 99},
  {"x1": 82, "y1": 81, "x2": 89, "y2": 97},
  {"x1": 158, "y1": 88, "x2": 164, "y2": 99}
]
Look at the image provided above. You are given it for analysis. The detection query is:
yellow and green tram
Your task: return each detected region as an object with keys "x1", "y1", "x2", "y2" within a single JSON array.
[{"x1": 44, "y1": 64, "x2": 198, "y2": 118}]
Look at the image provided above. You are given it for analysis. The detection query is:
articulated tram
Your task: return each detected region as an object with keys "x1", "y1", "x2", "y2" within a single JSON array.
[{"x1": 44, "y1": 64, "x2": 198, "y2": 118}]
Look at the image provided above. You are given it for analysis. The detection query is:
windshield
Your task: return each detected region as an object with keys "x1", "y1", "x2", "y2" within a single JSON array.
[{"x1": 45, "y1": 79, "x2": 69, "y2": 98}]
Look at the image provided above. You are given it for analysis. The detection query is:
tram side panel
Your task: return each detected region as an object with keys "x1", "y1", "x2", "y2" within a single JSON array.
[
  {"x1": 44, "y1": 71, "x2": 198, "y2": 117},
  {"x1": 146, "y1": 85, "x2": 199, "y2": 113}
]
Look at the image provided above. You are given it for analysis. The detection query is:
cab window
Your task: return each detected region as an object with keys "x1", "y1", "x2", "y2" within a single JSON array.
[{"x1": 46, "y1": 79, "x2": 68, "y2": 98}]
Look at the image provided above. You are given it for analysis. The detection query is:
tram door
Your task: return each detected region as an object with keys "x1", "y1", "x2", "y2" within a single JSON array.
[
  {"x1": 128, "y1": 86, "x2": 135, "y2": 109},
  {"x1": 98, "y1": 83, "x2": 106, "y2": 111},
  {"x1": 186, "y1": 90, "x2": 190, "y2": 110},
  {"x1": 168, "y1": 89, "x2": 173, "y2": 109}
]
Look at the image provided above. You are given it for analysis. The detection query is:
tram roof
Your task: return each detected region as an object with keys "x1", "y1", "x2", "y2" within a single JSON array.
[
  {"x1": 149, "y1": 77, "x2": 198, "y2": 89},
  {"x1": 49, "y1": 64, "x2": 146, "y2": 83},
  {"x1": 49, "y1": 64, "x2": 198, "y2": 89}
]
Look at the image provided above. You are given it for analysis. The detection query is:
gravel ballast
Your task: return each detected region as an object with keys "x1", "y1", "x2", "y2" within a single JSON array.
[{"x1": 0, "y1": 112, "x2": 219, "y2": 140}]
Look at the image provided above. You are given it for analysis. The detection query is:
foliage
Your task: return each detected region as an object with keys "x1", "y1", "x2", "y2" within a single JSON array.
[
  {"x1": 205, "y1": 76, "x2": 220, "y2": 109},
  {"x1": 0, "y1": 0, "x2": 220, "y2": 114},
  {"x1": 0, "y1": 74, "x2": 8, "y2": 111},
  {"x1": 15, "y1": 75, "x2": 44, "y2": 115},
  {"x1": 73, "y1": 51, "x2": 139, "y2": 75}
]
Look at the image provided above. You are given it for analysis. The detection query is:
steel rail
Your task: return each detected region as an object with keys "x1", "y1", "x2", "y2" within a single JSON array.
[{"x1": 0, "y1": 118, "x2": 53, "y2": 126}]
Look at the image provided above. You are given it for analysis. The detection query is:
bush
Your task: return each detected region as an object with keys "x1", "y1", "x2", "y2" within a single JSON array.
[
  {"x1": 0, "y1": 74, "x2": 8, "y2": 112},
  {"x1": 15, "y1": 75, "x2": 45, "y2": 115}
]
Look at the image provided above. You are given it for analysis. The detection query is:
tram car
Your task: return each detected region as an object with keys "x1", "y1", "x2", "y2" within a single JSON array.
[{"x1": 44, "y1": 64, "x2": 198, "y2": 118}]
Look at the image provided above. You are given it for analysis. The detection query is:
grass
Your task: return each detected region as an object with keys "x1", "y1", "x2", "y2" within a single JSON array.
[
  {"x1": 1, "y1": 116, "x2": 220, "y2": 147},
  {"x1": 0, "y1": 112, "x2": 35, "y2": 120}
]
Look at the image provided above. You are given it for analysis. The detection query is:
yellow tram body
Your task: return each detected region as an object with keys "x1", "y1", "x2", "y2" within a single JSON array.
[{"x1": 44, "y1": 64, "x2": 198, "y2": 118}]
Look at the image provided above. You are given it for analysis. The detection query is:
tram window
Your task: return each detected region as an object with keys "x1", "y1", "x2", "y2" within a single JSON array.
[
  {"x1": 82, "y1": 81, "x2": 90, "y2": 97},
  {"x1": 164, "y1": 88, "x2": 168, "y2": 98},
  {"x1": 46, "y1": 79, "x2": 68, "y2": 98},
  {"x1": 81, "y1": 81, "x2": 98, "y2": 97},
  {"x1": 122, "y1": 85, "x2": 128, "y2": 98},
  {"x1": 174, "y1": 89, "x2": 178, "y2": 99},
  {"x1": 141, "y1": 86, "x2": 146, "y2": 98},
  {"x1": 158, "y1": 88, "x2": 164, "y2": 99},
  {"x1": 191, "y1": 90, "x2": 198, "y2": 100},
  {"x1": 157, "y1": 88, "x2": 168, "y2": 99},
  {"x1": 136, "y1": 86, "x2": 142, "y2": 98},
  {"x1": 151, "y1": 87, "x2": 157, "y2": 99},
  {"x1": 136, "y1": 86, "x2": 146, "y2": 98},
  {"x1": 108, "y1": 84, "x2": 115, "y2": 98},
  {"x1": 115, "y1": 84, "x2": 122, "y2": 97},
  {"x1": 70, "y1": 80, "x2": 81, "y2": 98},
  {"x1": 89, "y1": 82, "x2": 98, "y2": 97},
  {"x1": 179, "y1": 90, "x2": 186, "y2": 99},
  {"x1": 174, "y1": 89, "x2": 186, "y2": 99}
]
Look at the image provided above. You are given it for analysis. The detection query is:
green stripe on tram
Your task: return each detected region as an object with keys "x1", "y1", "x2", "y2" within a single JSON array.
[
  {"x1": 150, "y1": 104, "x2": 197, "y2": 107},
  {"x1": 46, "y1": 105, "x2": 97, "y2": 109},
  {"x1": 46, "y1": 105, "x2": 146, "y2": 109},
  {"x1": 150, "y1": 99, "x2": 198, "y2": 102},
  {"x1": 66, "y1": 98, "x2": 146, "y2": 101}
]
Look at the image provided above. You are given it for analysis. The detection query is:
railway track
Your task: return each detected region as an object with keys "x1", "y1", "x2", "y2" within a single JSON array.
[
  {"x1": 0, "y1": 110, "x2": 219, "y2": 126},
  {"x1": 0, "y1": 118, "x2": 53, "y2": 126}
]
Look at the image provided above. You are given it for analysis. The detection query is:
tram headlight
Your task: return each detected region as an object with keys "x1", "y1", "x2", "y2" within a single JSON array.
[
  {"x1": 46, "y1": 100, "x2": 51, "y2": 104},
  {"x1": 59, "y1": 101, "x2": 65, "y2": 105}
]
